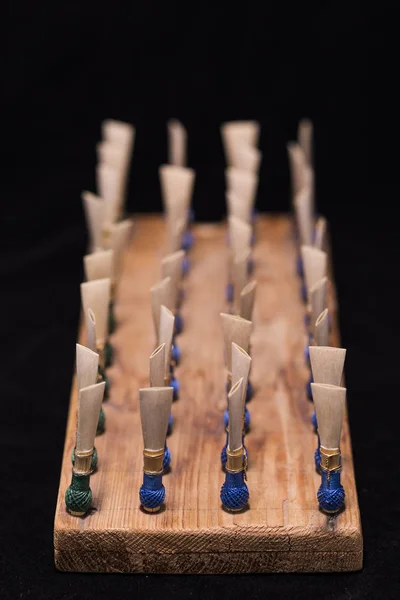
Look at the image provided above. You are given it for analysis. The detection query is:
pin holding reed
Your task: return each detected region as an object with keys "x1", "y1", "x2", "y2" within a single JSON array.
[
  {"x1": 305, "y1": 276, "x2": 329, "y2": 396},
  {"x1": 82, "y1": 191, "x2": 105, "y2": 253},
  {"x1": 161, "y1": 250, "x2": 185, "y2": 336},
  {"x1": 220, "y1": 313, "x2": 253, "y2": 431},
  {"x1": 84, "y1": 249, "x2": 116, "y2": 334},
  {"x1": 221, "y1": 343, "x2": 251, "y2": 469},
  {"x1": 150, "y1": 343, "x2": 173, "y2": 446},
  {"x1": 297, "y1": 118, "x2": 313, "y2": 169},
  {"x1": 100, "y1": 119, "x2": 135, "y2": 221},
  {"x1": 73, "y1": 345, "x2": 102, "y2": 468},
  {"x1": 82, "y1": 279, "x2": 112, "y2": 387},
  {"x1": 83, "y1": 307, "x2": 107, "y2": 434},
  {"x1": 151, "y1": 276, "x2": 181, "y2": 368},
  {"x1": 86, "y1": 308, "x2": 110, "y2": 404},
  {"x1": 220, "y1": 378, "x2": 249, "y2": 512},
  {"x1": 309, "y1": 346, "x2": 346, "y2": 471},
  {"x1": 81, "y1": 277, "x2": 113, "y2": 376},
  {"x1": 311, "y1": 383, "x2": 346, "y2": 514},
  {"x1": 139, "y1": 387, "x2": 173, "y2": 512},
  {"x1": 159, "y1": 305, "x2": 179, "y2": 402},
  {"x1": 105, "y1": 219, "x2": 133, "y2": 331},
  {"x1": 159, "y1": 164, "x2": 195, "y2": 260},
  {"x1": 221, "y1": 120, "x2": 260, "y2": 168},
  {"x1": 300, "y1": 246, "x2": 328, "y2": 399},
  {"x1": 65, "y1": 382, "x2": 105, "y2": 517},
  {"x1": 167, "y1": 119, "x2": 187, "y2": 168}
]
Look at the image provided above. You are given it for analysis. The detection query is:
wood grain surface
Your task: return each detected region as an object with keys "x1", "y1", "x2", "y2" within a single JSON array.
[{"x1": 54, "y1": 214, "x2": 363, "y2": 573}]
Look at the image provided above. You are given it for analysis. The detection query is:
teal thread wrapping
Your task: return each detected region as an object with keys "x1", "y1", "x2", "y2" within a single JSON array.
[
  {"x1": 65, "y1": 472, "x2": 92, "y2": 516},
  {"x1": 108, "y1": 300, "x2": 116, "y2": 334},
  {"x1": 98, "y1": 366, "x2": 110, "y2": 400},
  {"x1": 105, "y1": 341, "x2": 113, "y2": 368},
  {"x1": 96, "y1": 407, "x2": 105, "y2": 435}
]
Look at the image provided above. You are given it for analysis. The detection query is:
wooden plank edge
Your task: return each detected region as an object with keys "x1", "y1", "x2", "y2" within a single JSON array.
[
  {"x1": 54, "y1": 547, "x2": 363, "y2": 574},
  {"x1": 54, "y1": 526, "x2": 363, "y2": 573}
]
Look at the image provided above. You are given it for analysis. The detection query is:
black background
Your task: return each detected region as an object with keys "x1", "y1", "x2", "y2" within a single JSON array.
[{"x1": 2, "y1": 3, "x2": 398, "y2": 600}]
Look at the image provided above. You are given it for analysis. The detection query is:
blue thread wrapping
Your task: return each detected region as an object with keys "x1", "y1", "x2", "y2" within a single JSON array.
[
  {"x1": 167, "y1": 413, "x2": 173, "y2": 436},
  {"x1": 175, "y1": 313, "x2": 183, "y2": 335},
  {"x1": 172, "y1": 342, "x2": 180, "y2": 366},
  {"x1": 304, "y1": 312, "x2": 311, "y2": 329},
  {"x1": 163, "y1": 445, "x2": 171, "y2": 471},
  {"x1": 220, "y1": 470, "x2": 249, "y2": 511},
  {"x1": 182, "y1": 230, "x2": 194, "y2": 251},
  {"x1": 224, "y1": 407, "x2": 250, "y2": 433},
  {"x1": 311, "y1": 411, "x2": 318, "y2": 431},
  {"x1": 226, "y1": 282, "x2": 234, "y2": 304},
  {"x1": 247, "y1": 257, "x2": 254, "y2": 276},
  {"x1": 296, "y1": 254, "x2": 304, "y2": 278},
  {"x1": 171, "y1": 375, "x2": 180, "y2": 401},
  {"x1": 220, "y1": 431, "x2": 229, "y2": 469},
  {"x1": 306, "y1": 375, "x2": 313, "y2": 401},
  {"x1": 305, "y1": 335, "x2": 313, "y2": 401},
  {"x1": 314, "y1": 435, "x2": 321, "y2": 472},
  {"x1": 245, "y1": 379, "x2": 253, "y2": 403},
  {"x1": 301, "y1": 281, "x2": 308, "y2": 304},
  {"x1": 182, "y1": 255, "x2": 190, "y2": 275},
  {"x1": 304, "y1": 344, "x2": 310, "y2": 364},
  {"x1": 139, "y1": 473, "x2": 165, "y2": 511},
  {"x1": 317, "y1": 469, "x2": 345, "y2": 513}
]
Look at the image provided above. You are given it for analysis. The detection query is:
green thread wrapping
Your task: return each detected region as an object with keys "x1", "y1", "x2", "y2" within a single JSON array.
[
  {"x1": 105, "y1": 342, "x2": 113, "y2": 368},
  {"x1": 108, "y1": 301, "x2": 116, "y2": 334},
  {"x1": 96, "y1": 407, "x2": 105, "y2": 435},
  {"x1": 98, "y1": 366, "x2": 110, "y2": 400},
  {"x1": 71, "y1": 447, "x2": 98, "y2": 472},
  {"x1": 65, "y1": 472, "x2": 92, "y2": 515}
]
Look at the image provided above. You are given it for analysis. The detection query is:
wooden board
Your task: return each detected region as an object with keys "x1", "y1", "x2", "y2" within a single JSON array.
[{"x1": 54, "y1": 214, "x2": 363, "y2": 573}]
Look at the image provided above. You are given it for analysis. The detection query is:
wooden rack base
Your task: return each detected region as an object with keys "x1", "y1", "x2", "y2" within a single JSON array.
[{"x1": 54, "y1": 214, "x2": 363, "y2": 573}]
